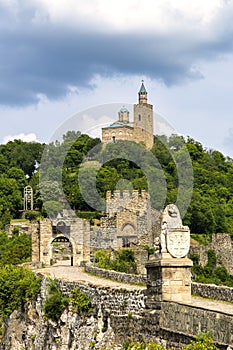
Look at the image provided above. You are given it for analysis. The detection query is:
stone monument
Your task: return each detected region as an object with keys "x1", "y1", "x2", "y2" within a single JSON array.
[{"x1": 146, "y1": 204, "x2": 193, "y2": 306}]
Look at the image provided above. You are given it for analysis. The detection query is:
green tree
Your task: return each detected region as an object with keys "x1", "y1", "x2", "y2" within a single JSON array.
[{"x1": 0, "y1": 265, "x2": 41, "y2": 320}]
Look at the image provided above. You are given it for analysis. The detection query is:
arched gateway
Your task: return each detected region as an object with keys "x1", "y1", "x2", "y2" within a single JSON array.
[{"x1": 32, "y1": 213, "x2": 90, "y2": 266}]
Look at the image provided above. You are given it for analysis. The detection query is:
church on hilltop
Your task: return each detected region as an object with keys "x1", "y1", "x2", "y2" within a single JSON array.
[{"x1": 101, "y1": 82, "x2": 154, "y2": 149}]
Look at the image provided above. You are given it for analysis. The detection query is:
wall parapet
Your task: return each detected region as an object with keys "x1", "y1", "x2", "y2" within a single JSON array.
[
  {"x1": 56, "y1": 279, "x2": 146, "y2": 316},
  {"x1": 85, "y1": 265, "x2": 147, "y2": 285},
  {"x1": 85, "y1": 267, "x2": 233, "y2": 304},
  {"x1": 192, "y1": 281, "x2": 233, "y2": 303}
]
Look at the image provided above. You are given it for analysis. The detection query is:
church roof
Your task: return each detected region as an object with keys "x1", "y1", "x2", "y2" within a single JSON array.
[
  {"x1": 103, "y1": 122, "x2": 133, "y2": 129},
  {"x1": 119, "y1": 107, "x2": 129, "y2": 113},
  {"x1": 139, "y1": 82, "x2": 147, "y2": 94}
]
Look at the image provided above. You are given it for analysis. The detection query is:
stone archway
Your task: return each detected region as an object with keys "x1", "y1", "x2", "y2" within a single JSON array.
[
  {"x1": 32, "y1": 217, "x2": 90, "y2": 267},
  {"x1": 50, "y1": 235, "x2": 74, "y2": 266},
  {"x1": 118, "y1": 222, "x2": 137, "y2": 247}
]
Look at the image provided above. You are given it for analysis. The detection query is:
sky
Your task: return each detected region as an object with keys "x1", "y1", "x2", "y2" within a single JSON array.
[{"x1": 1, "y1": 0, "x2": 233, "y2": 157}]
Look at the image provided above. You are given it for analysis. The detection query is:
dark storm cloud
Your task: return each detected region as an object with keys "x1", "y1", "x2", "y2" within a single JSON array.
[{"x1": 1, "y1": 1, "x2": 233, "y2": 106}]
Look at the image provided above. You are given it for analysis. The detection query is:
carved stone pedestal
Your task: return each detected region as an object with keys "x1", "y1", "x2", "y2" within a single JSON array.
[
  {"x1": 145, "y1": 254, "x2": 193, "y2": 306},
  {"x1": 145, "y1": 204, "x2": 193, "y2": 308}
]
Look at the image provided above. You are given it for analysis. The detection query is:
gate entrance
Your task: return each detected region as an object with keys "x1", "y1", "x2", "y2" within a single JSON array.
[
  {"x1": 51, "y1": 236, "x2": 73, "y2": 266},
  {"x1": 31, "y1": 215, "x2": 90, "y2": 267}
]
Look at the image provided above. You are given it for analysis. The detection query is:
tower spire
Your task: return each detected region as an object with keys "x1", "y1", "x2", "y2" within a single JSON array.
[{"x1": 138, "y1": 80, "x2": 147, "y2": 104}]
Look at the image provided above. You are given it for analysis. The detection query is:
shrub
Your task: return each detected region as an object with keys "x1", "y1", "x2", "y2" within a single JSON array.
[
  {"x1": 0, "y1": 265, "x2": 41, "y2": 319},
  {"x1": 25, "y1": 211, "x2": 41, "y2": 221},
  {"x1": 124, "y1": 342, "x2": 167, "y2": 349},
  {"x1": 43, "y1": 280, "x2": 69, "y2": 322},
  {"x1": 94, "y1": 249, "x2": 137, "y2": 274},
  {"x1": 0, "y1": 231, "x2": 31, "y2": 266},
  {"x1": 123, "y1": 334, "x2": 218, "y2": 350},
  {"x1": 70, "y1": 288, "x2": 92, "y2": 315},
  {"x1": 184, "y1": 332, "x2": 218, "y2": 350}
]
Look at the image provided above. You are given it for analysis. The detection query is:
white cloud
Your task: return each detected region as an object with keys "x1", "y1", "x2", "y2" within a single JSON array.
[
  {"x1": 3, "y1": 0, "x2": 228, "y2": 33},
  {"x1": 3, "y1": 132, "x2": 39, "y2": 144}
]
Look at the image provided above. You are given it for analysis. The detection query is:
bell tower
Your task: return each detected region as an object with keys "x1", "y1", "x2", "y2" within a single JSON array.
[
  {"x1": 138, "y1": 81, "x2": 148, "y2": 104},
  {"x1": 133, "y1": 81, "x2": 154, "y2": 149}
]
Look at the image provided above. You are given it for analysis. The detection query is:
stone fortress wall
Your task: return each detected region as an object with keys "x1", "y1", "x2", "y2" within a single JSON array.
[
  {"x1": 91, "y1": 190, "x2": 158, "y2": 250},
  {"x1": 28, "y1": 189, "x2": 159, "y2": 272},
  {"x1": 5, "y1": 275, "x2": 233, "y2": 350},
  {"x1": 6, "y1": 195, "x2": 233, "y2": 349},
  {"x1": 55, "y1": 278, "x2": 233, "y2": 348},
  {"x1": 190, "y1": 233, "x2": 233, "y2": 275},
  {"x1": 85, "y1": 264, "x2": 233, "y2": 304},
  {"x1": 16, "y1": 188, "x2": 233, "y2": 278}
]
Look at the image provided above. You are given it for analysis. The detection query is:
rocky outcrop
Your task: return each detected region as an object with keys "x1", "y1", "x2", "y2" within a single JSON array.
[
  {"x1": 4, "y1": 304, "x2": 119, "y2": 350},
  {"x1": 2, "y1": 278, "x2": 124, "y2": 350}
]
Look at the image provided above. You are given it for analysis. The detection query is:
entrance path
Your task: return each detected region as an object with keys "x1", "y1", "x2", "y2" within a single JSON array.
[
  {"x1": 36, "y1": 263, "x2": 144, "y2": 291},
  {"x1": 36, "y1": 263, "x2": 233, "y2": 315}
]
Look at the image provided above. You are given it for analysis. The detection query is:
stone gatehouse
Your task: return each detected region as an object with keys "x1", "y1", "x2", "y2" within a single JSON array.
[
  {"x1": 91, "y1": 189, "x2": 160, "y2": 250},
  {"x1": 31, "y1": 211, "x2": 90, "y2": 266},
  {"x1": 30, "y1": 190, "x2": 159, "y2": 268}
]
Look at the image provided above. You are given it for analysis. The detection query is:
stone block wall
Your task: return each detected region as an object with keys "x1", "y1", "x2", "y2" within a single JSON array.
[
  {"x1": 90, "y1": 227, "x2": 118, "y2": 249},
  {"x1": 91, "y1": 190, "x2": 154, "y2": 249},
  {"x1": 190, "y1": 233, "x2": 233, "y2": 275},
  {"x1": 57, "y1": 279, "x2": 146, "y2": 316},
  {"x1": 160, "y1": 301, "x2": 233, "y2": 347},
  {"x1": 32, "y1": 217, "x2": 90, "y2": 266},
  {"x1": 85, "y1": 265, "x2": 147, "y2": 285},
  {"x1": 86, "y1": 265, "x2": 233, "y2": 304},
  {"x1": 106, "y1": 190, "x2": 150, "y2": 216},
  {"x1": 52, "y1": 277, "x2": 233, "y2": 348},
  {"x1": 31, "y1": 223, "x2": 40, "y2": 263},
  {"x1": 192, "y1": 281, "x2": 233, "y2": 303}
]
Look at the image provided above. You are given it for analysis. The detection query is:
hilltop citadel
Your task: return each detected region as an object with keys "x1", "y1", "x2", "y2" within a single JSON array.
[{"x1": 4, "y1": 83, "x2": 233, "y2": 350}]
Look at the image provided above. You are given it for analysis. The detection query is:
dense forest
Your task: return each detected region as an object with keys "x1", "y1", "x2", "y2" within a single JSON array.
[{"x1": 0, "y1": 132, "x2": 233, "y2": 237}]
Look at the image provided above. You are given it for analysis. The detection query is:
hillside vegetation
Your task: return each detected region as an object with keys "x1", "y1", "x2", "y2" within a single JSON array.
[{"x1": 0, "y1": 132, "x2": 233, "y2": 237}]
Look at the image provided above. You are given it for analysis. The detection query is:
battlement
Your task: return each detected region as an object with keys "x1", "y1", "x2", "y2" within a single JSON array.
[
  {"x1": 106, "y1": 189, "x2": 149, "y2": 200},
  {"x1": 106, "y1": 189, "x2": 151, "y2": 217}
]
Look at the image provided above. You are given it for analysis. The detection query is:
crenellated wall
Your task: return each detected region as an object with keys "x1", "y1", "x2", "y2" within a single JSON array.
[{"x1": 91, "y1": 190, "x2": 156, "y2": 250}]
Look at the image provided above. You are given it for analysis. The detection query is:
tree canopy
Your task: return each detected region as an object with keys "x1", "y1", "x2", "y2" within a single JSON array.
[{"x1": 0, "y1": 133, "x2": 233, "y2": 236}]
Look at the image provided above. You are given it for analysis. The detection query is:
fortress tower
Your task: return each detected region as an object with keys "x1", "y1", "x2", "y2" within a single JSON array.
[{"x1": 101, "y1": 82, "x2": 154, "y2": 149}]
